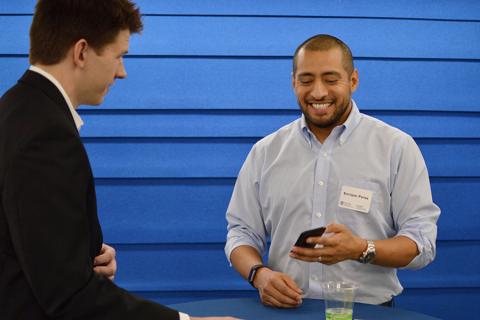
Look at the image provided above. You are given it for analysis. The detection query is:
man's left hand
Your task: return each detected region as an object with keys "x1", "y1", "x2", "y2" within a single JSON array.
[
  {"x1": 289, "y1": 223, "x2": 365, "y2": 265},
  {"x1": 94, "y1": 243, "x2": 117, "y2": 280}
]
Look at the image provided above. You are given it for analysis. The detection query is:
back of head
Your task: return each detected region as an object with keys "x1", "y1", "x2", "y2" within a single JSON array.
[
  {"x1": 292, "y1": 34, "x2": 354, "y2": 75},
  {"x1": 29, "y1": 0, "x2": 143, "y2": 65}
]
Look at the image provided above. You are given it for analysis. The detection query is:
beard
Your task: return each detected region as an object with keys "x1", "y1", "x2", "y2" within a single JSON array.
[{"x1": 298, "y1": 98, "x2": 352, "y2": 130}]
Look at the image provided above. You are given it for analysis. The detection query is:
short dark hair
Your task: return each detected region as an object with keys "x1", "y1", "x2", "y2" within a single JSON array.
[
  {"x1": 29, "y1": 0, "x2": 143, "y2": 65},
  {"x1": 292, "y1": 34, "x2": 354, "y2": 75}
]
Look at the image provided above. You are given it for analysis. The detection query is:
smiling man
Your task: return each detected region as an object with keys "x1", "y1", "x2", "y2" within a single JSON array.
[
  {"x1": 0, "y1": 1, "x2": 237, "y2": 320},
  {"x1": 225, "y1": 34, "x2": 440, "y2": 308}
]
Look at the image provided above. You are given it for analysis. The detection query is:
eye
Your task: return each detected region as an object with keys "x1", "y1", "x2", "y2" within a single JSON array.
[
  {"x1": 298, "y1": 77, "x2": 313, "y2": 85},
  {"x1": 325, "y1": 79, "x2": 338, "y2": 85}
]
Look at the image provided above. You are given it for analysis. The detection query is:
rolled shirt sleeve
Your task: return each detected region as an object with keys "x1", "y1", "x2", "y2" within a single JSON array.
[
  {"x1": 391, "y1": 135, "x2": 440, "y2": 269},
  {"x1": 225, "y1": 144, "x2": 268, "y2": 263}
]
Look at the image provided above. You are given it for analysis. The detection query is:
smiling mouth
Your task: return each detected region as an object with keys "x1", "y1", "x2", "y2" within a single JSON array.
[{"x1": 311, "y1": 102, "x2": 333, "y2": 110}]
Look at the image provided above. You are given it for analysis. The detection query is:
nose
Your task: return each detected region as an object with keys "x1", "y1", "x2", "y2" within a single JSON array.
[
  {"x1": 310, "y1": 79, "x2": 328, "y2": 99},
  {"x1": 115, "y1": 58, "x2": 127, "y2": 79}
]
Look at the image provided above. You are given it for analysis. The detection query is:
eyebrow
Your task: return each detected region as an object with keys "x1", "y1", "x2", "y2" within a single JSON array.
[
  {"x1": 296, "y1": 71, "x2": 342, "y2": 78},
  {"x1": 297, "y1": 72, "x2": 314, "y2": 78},
  {"x1": 322, "y1": 71, "x2": 341, "y2": 77}
]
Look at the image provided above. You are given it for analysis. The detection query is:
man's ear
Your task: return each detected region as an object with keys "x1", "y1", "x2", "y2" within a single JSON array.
[
  {"x1": 72, "y1": 39, "x2": 88, "y2": 68},
  {"x1": 291, "y1": 72, "x2": 296, "y2": 89},
  {"x1": 350, "y1": 68, "x2": 359, "y2": 93}
]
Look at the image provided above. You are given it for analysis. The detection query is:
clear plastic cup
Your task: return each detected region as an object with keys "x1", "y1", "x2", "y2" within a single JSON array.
[{"x1": 322, "y1": 281, "x2": 358, "y2": 320}]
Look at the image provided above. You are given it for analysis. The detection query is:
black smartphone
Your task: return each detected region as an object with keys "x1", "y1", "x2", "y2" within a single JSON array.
[{"x1": 294, "y1": 227, "x2": 326, "y2": 248}]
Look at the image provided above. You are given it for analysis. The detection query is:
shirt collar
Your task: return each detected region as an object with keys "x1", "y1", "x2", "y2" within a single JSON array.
[
  {"x1": 299, "y1": 99, "x2": 362, "y2": 147},
  {"x1": 29, "y1": 65, "x2": 84, "y2": 131},
  {"x1": 340, "y1": 99, "x2": 362, "y2": 145}
]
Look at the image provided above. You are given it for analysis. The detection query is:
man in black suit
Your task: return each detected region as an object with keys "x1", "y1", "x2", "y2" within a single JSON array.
[{"x1": 0, "y1": 1, "x2": 237, "y2": 319}]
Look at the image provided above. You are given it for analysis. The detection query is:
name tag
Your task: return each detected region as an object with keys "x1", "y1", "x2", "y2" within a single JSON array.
[{"x1": 338, "y1": 185, "x2": 373, "y2": 213}]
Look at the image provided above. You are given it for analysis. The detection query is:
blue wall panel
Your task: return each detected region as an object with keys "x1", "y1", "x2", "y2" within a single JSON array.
[
  {"x1": 84, "y1": 139, "x2": 480, "y2": 178},
  {"x1": 111, "y1": 241, "x2": 479, "y2": 291},
  {"x1": 3, "y1": 1, "x2": 480, "y2": 20},
  {"x1": 95, "y1": 178, "x2": 479, "y2": 243},
  {"x1": 80, "y1": 110, "x2": 480, "y2": 138},
  {"x1": 1, "y1": 1, "x2": 479, "y2": 319},
  {"x1": 2, "y1": 15, "x2": 480, "y2": 58},
  {"x1": 2, "y1": 58, "x2": 479, "y2": 111}
]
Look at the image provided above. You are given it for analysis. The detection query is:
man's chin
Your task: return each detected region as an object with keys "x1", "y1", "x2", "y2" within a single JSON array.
[
  {"x1": 304, "y1": 113, "x2": 336, "y2": 129},
  {"x1": 86, "y1": 95, "x2": 106, "y2": 106}
]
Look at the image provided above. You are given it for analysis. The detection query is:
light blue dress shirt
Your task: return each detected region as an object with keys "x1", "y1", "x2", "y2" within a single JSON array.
[{"x1": 225, "y1": 101, "x2": 440, "y2": 304}]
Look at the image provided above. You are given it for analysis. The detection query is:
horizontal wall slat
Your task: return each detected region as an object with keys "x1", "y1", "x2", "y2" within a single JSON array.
[
  {"x1": 85, "y1": 139, "x2": 480, "y2": 178},
  {"x1": 2, "y1": 1, "x2": 480, "y2": 21},
  {"x1": 111, "y1": 241, "x2": 480, "y2": 292},
  {"x1": 78, "y1": 110, "x2": 480, "y2": 139},
  {"x1": 397, "y1": 241, "x2": 480, "y2": 288},
  {"x1": 430, "y1": 178, "x2": 480, "y2": 241},
  {"x1": 138, "y1": 1, "x2": 480, "y2": 21},
  {"x1": 85, "y1": 139, "x2": 252, "y2": 178},
  {"x1": 134, "y1": 17, "x2": 480, "y2": 59},
  {"x1": 97, "y1": 177, "x2": 479, "y2": 243},
  {"x1": 2, "y1": 58, "x2": 479, "y2": 112},
  {"x1": 113, "y1": 243, "x2": 246, "y2": 291},
  {"x1": 97, "y1": 179, "x2": 234, "y2": 243},
  {"x1": 2, "y1": 16, "x2": 479, "y2": 59}
]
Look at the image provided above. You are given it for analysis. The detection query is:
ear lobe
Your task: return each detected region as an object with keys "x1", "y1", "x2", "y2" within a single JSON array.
[{"x1": 72, "y1": 39, "x2": 88, "y2": 68}]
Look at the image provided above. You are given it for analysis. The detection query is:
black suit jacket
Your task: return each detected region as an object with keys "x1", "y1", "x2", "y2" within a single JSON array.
[{"x1": 0, "y1": 71, "x2": 179, "y2": 319}]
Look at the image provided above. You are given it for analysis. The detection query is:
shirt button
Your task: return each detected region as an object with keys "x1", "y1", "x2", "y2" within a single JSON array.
[
  {"x1": 318, "y1": 181, "x2": 324, "y2": 186},
  {"x1": 323, "y1": 152, "x2": 328, "y2": 158},
  {"x1": 311, "y1": 275, "x2": 318, "y2": 281},
  {"x1": 316, "y1": 212, "x2": 322, "y2": 218}
]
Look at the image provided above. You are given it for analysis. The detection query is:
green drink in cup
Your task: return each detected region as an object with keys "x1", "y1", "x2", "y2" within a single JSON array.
[{"x1": 322, "y1": 281, "x2": 358, "y2": 320}]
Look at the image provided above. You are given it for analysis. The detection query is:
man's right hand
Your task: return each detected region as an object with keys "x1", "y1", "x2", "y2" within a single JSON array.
[{"x1": 253, "y1": 268, "x2": 303, "y2": 308}]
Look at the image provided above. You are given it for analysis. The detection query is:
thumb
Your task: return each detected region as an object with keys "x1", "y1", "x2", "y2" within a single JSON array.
[{"x1": 325, "y1": 223, "x2": 345, "y2": 234}]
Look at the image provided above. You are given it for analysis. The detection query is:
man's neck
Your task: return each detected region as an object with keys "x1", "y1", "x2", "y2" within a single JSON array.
[{"x1": 33, "y1": 63, "x2": 78, "y2": 109}]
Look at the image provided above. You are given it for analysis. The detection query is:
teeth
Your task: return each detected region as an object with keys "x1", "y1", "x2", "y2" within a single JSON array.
[{"x1": 312, "y1": 103, "x2": 330, "y2": 110}]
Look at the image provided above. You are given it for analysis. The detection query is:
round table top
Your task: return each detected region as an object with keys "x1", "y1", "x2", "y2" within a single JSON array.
[{"x1": 170, "y1": 297, "x2": 441, "y2": 320}]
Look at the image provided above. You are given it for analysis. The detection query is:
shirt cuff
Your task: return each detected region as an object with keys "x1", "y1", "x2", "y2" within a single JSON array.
[{"x1": 179, "y1": 312, "x2": 190, "y2": 320}]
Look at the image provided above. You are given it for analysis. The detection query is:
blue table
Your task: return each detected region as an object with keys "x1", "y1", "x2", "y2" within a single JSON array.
[{"x1": 170, "y1": 297, "x2": 441, "y2": 320}]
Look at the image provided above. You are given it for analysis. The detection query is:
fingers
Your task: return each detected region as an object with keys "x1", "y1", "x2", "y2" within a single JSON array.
[
  {"x1": 258, "y1": 273, "x2": 302, "y2": 308},
  {"x1": 94, "y1": 243, "x2": 116, "y2": 266},
  {"x1": 282, "y1": 275, "x2": 303, "y2": 295},
  {"x1": 290, "y1": 245, "x2": 330, "y2": 259},
  {"x1": 93, "y1": 243, "x2": 117, "y2": 280},
  {"x1": 261, "y1": 294, "x2": 300, "y2": 308},
  {"x1": 289, "y1": 243, "x2": 340, "y2": 265},
  {"x1": 93, "y1": 266, "x2": 115, "y2": 280}
]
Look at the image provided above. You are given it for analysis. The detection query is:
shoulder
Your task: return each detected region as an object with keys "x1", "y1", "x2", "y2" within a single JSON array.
[
  {"x1": 0, "y1": 81, "x2": 79, "y2": 164},
  {"x1": 252, "y1": 118, "x2": 301, "y2": 153},
  {"x1": 1, "y1": 80, "x2": 74, "y2": 135},
  {"x1": 357, "y1": 113, "x2": 423, "y2": 168},
  {"x1": 359, "y1": 113, "x2": 414, "y2": 145}
]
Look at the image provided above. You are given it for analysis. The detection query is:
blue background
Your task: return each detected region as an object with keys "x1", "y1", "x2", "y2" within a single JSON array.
[{"x1": 1, "y1": 1, "x2": 479, "y2": 319}]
